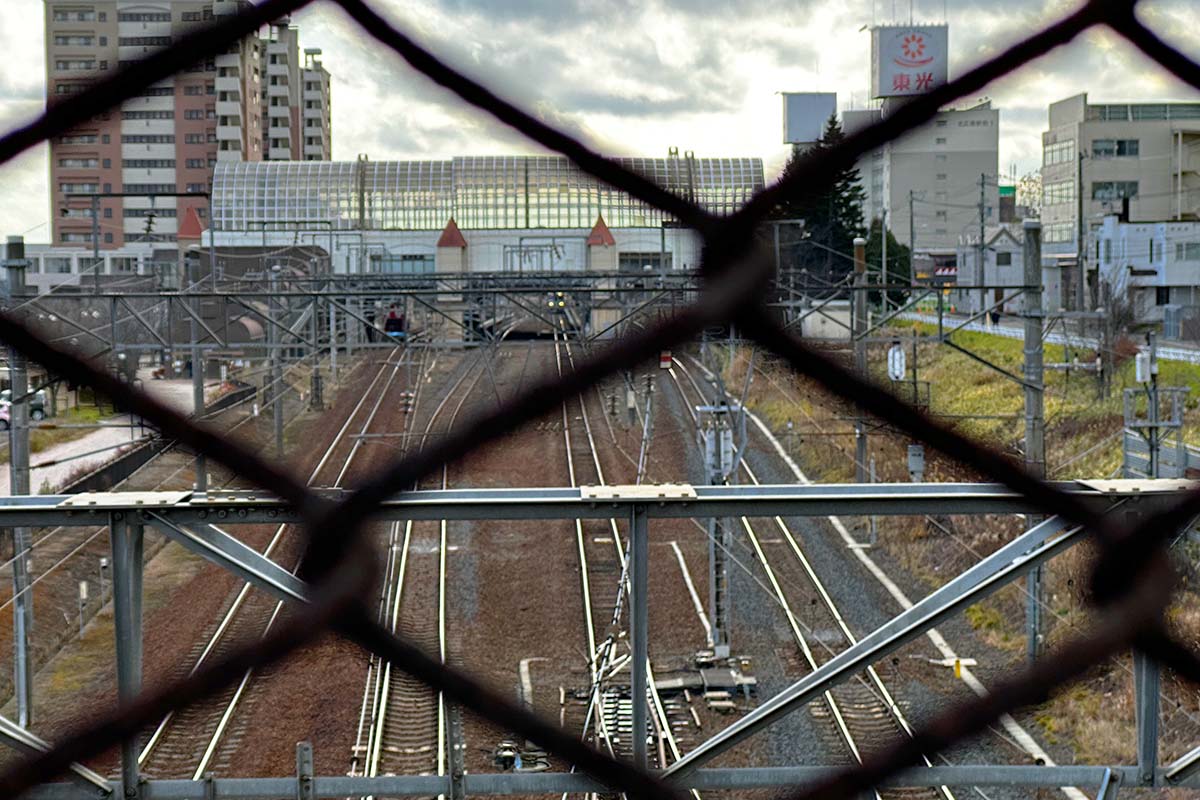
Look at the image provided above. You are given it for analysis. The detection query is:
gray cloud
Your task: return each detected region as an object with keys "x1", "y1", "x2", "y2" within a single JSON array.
[{"x1": 1, "y1": 0, "x2": 1199, "y2": 241}]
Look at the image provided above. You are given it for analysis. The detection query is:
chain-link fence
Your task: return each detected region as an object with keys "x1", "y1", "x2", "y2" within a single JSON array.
[{"x1": 2, "y1": 0, "x2": 1200, "y2": 796}]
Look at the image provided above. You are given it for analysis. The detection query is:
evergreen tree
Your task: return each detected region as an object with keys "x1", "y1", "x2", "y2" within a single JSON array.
[{"x1": 770, "y1": 115, "x2": 867, "y2": 289}]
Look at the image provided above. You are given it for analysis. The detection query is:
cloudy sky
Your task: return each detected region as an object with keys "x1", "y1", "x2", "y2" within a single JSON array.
[{"x1": 1, "y1": 0, "x2": 1198, "y2": 243}]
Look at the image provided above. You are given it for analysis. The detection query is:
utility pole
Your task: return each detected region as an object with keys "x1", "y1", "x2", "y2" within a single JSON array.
[
  {"x1": 187, "y1": 252, "x2": 206, "y2": 492},
  {"x1": 635, "y1": 374, "x2": 654, "y2": 485},
  {"x1": 5, "y1": 236, "x2": 32, "y2": 727},
  {"x1": 1147, "y1": 331, "x2": 1160, "y2": 478},
  {"x1": 853, "y1": 236, "x2": 868, "y2": 482},
  {"x1": 881, "y1": 206, "x2": 888, "y2": 313},
  {"x1": 702, "y1": 404, "x2": 734, "y2": 656},
  {"x1": 269, "y1": 266, "x2": 284, "y2": 458},
  {"x1": 1022, "y1": 220, "x2": 1045, "y2": 663},
  {"x1": 90, "y1": 195, "x2": 101, "y2": 293},
  {"x1": 978, "y1": 173, "x2": 987, "y2": 316},
  {"x1": 1076, "y1": 150, "x2": 1087, "y2": 314}
]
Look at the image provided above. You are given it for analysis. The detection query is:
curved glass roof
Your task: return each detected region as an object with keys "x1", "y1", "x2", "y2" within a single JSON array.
[{"x1": 211, "y1": 156, "x2": 764, "y2": 231}]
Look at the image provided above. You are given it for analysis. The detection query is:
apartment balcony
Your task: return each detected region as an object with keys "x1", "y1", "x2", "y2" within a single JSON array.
[
  {"x1": 303, "y1": 106, "x2": 322, "y2": 119},
  {"x1": 215, "y1": 76, "x2": 240, "y2": 94},
  {"x1": 215, "y1": 100, "x2": 240, "y2": 117},
  {"x1": 215, "y1": 53, "x2": 240, "y2": 67},
  {"x1": 216, "y1": 124, "x2": 242, "y2": 140},
  {"x1": 216, "y1": 149, "x2": 244, "y2": 162},
  {"x1": 266, "y1": 61, "x2": 289, "y2": 77},
  {"x1": 268, "y1": 146, "x2": 292, "y2": 160},
  {"x1": 267, "y1": 103, "x2": 290, "y2": 118},
  {"x1": 304, "y1": 143, "x2": 325, "y2": 157},
  {"x1": 266, "y1": 83, "x2": 289, "y2": 98}
]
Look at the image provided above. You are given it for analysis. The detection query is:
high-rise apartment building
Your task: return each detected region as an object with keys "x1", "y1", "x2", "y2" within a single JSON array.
[
  {"x1": 44, "y1": 1, "x2": 331, "y2": 268},
  {"x1": 1040, "y1": 93, "x2": 1200, "y2": 308}
]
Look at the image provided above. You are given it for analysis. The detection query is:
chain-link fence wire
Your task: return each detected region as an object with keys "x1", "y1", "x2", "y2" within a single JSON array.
[{"x1": 2, "y1": 0, "x2": 1200, "y2": 795}]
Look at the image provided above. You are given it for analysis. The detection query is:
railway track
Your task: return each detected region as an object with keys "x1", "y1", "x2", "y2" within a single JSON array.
[
  {"x1": 554, "y1": 332, "x2": 694, "y2": 774},
  {"x1": 668, "y1": 355, "x2": 951, "y2": 800},
  {"x1": 352, "y1": 349, "x2": 489, "y2": 786},
  {"x1": 137, "y1": 346, "x2": 414, "y2": 779},
  {"x1": 0, "y1": 389, "x2": 286, "y2": 707}
]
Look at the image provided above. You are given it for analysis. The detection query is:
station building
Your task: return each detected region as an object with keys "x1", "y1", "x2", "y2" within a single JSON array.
[{"x1": 201, "y1": 155, "x2": 765, "y2": 276}]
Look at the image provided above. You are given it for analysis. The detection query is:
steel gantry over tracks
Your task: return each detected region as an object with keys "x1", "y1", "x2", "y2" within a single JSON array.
[{"x1": 4, "y1": 479, "x2": 1198, "y2": 799}]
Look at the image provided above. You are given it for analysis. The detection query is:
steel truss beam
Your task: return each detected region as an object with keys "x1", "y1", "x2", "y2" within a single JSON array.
[
  {"x1": 144, "y1": 515, "x2": 308, "y2": 603},
  {"x1": 665, "y1": 515, "x2": 1085, "y2": 776},
  {"x1": 0, "y1": 715, "x2": 109, "y2": 792},
  {"x1": 0, "y1": 481, "x2": 1186, "y2": 528}
]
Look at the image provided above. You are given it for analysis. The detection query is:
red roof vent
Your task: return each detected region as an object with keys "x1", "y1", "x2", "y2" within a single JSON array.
[
  {"x1": 437, "y1": 217, "x2": 468, "y2": 248},
  {"x1": 586, "y1": 215, "x2": 616, "y2": 247}
]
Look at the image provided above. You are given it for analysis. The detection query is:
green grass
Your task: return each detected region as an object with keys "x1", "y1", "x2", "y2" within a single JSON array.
[{"x1": 0, "y1": 402, "x2": 118, "y2": 464}]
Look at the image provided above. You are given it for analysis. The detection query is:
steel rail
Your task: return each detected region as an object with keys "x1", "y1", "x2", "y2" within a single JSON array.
[
  {"x1": 138, "y1": 348, "x2": 404, "y2": 772},
  {"x1": 558, "y1": 334, "x2": 691, "y2": 779},
  {"x1": 8, "y1": 0, "x2": 1200, "y2": 796},
  {"x1": 362, "y1": 350, "x2": 488, "y2": 791},
  {"x1": 668, "y1": 359, "x2": 883, "y2": 797},
  {"x1": 352, "y1": 348, "x2": 433, "y2": 779}
]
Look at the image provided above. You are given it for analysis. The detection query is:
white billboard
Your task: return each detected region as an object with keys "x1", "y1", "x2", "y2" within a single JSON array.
[
  {"x1": 871, "y1": 25, "x2": 948, "y2": 98},
  {"x1": 782, "y1": 92, "x2": 837, "y2": 145}
]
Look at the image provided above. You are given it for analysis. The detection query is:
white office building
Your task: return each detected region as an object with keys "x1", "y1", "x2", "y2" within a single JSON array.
[{"x1": 844, "y1": 100, "x2": 999, "y2": 269}]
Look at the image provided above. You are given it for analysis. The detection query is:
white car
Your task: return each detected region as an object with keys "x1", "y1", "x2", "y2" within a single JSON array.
[{"x1": 0, "y1": 389, "x2": 46, "y2": 420}]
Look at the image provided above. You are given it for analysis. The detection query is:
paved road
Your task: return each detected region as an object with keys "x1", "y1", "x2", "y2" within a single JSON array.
[
  {"x1": 0, "y1": 375, "x2": 198, "y2": 494},
  {"x1": 0, "y1": 415, "x2": 148, "y2": 494},
  {"x1": 901, "y1": 312, "x2": 1200, "y2": 365}
]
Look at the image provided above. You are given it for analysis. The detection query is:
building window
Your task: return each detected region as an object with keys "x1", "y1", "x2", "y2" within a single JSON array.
[
  {"x1": 121, "y1": 134, "x2": 175, "y2": 143},
  {"x1": 1092, "y1": 181, "x2": 1139, "y2": 201},
  {"x1": 55, "y1": 59, "x2": 96, "y2": 71},
  {"x1": 122, "y1": 184, "x2": 177, "y2": 193},
  {"x1": 104, "y1": 232, "x2": 112, "y2": 243},
  {"x1": 186, "y1": 158, "x2": 205, "y2": 168},
  {"x1": 103, "y1": 207, "x2": 111, "y2": 218},
  {"x1": 184, "y1": 109, "x2": 205, "y2": 120},
  {"x1": 935, "y1": 119, "x2": 947, "y2": 127},
  {"x1": 1174, "y1": 242, "x2": 1200, "y2": 261},
  {"x1": 181, "y1": 11, "x2": 202, "y2": 21},
  {"x1": 1092, "y1": 139, "x2": 1139, "y2": 158},
  {"x1": 98, "y1": 36, "x2": 106, "y2": 46},
  {"x1": 184, "y1": 86, "x2": 204, "y2": 96},
  {"x1": 102, "y1": 158, "x2": 110, "y2": 168},
  {"x1": 57, "y1": 134, "x2": 98, "y2": 144},
  {"x1": 60, "y1": 233, "x2": 94, "y2": 243},
  {"x1": 618, "y1": 252, "x2": 673, "y2": 271},
  {"x1": 58, "y1": 157, "x2": 99, "y2": 168},
  {"x1": 134, "y1": 87, "x2": 174, "y2": 98},
  {"x1": 1156, "y1": 287, "x2": 1171, "y2": 306},
  {"x1": 935, "y1": 210, "x2": 947, "y2": 219},
  {"x1": 996, "y1": 252, "x2": 1012, "y2": 267},
  {"x1": 101, "y1": 133, "x2": 109, "y2": 144},
  {"x1": 936, "y1": 173, "x2": 947, "y2": 180},
  {"x1": 1044, "y1": 221, "x2": 1074, "y2": 243},
  {"x1": 54, "y1": 10, "x2": 96, "y2": 21},
  {"x1": 1043, "y1": 139, "x2": 1075, "y2": 166},
  {"x1": 59, "y1": 182, "x2": 99, "y2": 192},
  {"x1": 123, "y1": 208, "x2": 177, "y2": 218},
  {"x1": 121, "y1": 159, "x2": 176, "y2": 168},
  {"x1": 44, "y1": 258, "x2": 72, "y2": 274},
  {"x1": 185, "y1": 133, "x2": 203, "y2": 143},
  {"x1": 118, "y1": 37, "x2": 172, "y2": 47},
  {"x1": 935, "y1": 137, "x2": 947, "y2": 145},
  {"x1": 1043, "y1": 179, "x2": 1076, "y2": 206},
  {"x1": 122, "y1": 110, "x2": 174, "y2": 120},
  {"x1": 186, "y1": 183, "x2": 207, "y2": 193},
  {"x1": 53, "y1": 35, "x2": 94, "y2": 46},
  {"x1": 117, "y1": 12, "x2": 170, "y2": 21}
]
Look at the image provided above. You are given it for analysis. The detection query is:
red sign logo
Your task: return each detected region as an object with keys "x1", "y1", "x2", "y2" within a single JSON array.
[{"x1": 894, "y1": 32, "x2": 935, "y2": 68}]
